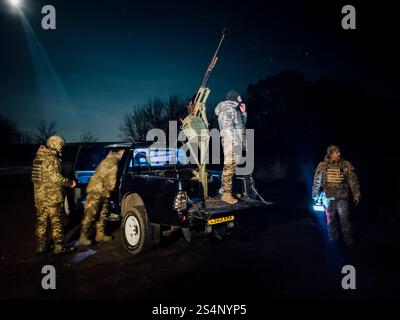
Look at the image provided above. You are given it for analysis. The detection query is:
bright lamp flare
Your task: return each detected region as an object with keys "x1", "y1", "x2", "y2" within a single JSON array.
[{"x1": 9, "y1": 0, "x2": 21, "y2": 8}]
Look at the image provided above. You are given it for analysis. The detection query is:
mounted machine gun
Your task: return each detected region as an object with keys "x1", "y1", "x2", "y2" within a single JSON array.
[{"x1": 180, "y1": 28, "x2": 229, "y2": 199}]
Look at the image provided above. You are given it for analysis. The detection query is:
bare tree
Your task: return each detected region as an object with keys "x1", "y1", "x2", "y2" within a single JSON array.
[
  {"x1": 165, "y1": 95, "x2": 187, "y2": 125},
  {"x1": 35, "y1": 119, "x2": 57, "y2": 144},
  {"x1": 19, "y1": 131, "x2": 35, "y2": 144},
  {"x1": 120, "y1": 95, "x2": 187, "y2": 142},
  {"x1": 79, "y1": 130, "x2": 98, "y2": 143},
  {"x1": 120, "y1": 111, "x2": 148, "y2": 142},
  {"x1": 0, "y1": 114, "x2": 21, "y2": 145}
]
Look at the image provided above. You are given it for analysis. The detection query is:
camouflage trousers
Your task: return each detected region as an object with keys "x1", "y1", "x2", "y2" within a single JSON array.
[
  {"x1": 221, "y1": 161, "x2": 237, "y2": 194},
  {"x1": 81, "y1": 192, "x2": 109, "y2": 235},
  {"x1": 35, "y1": 205, "x2": 64, "y2": 253},
  {"x1": 221, "y1": 138, "x2": 240, "y2": 193},
  {"x1": 323, "y1": 198, "x2": 354, "y2": 246}
]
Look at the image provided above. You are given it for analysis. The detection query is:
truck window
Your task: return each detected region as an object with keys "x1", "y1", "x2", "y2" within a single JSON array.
[
  {"x1": 128, "y1": 147, "x2": 189, "y2": 172},
  {"x1": 76, "y1": 147, "x2": 109, "y2": 171},
  {"x1": 74, "y1": 145, "x2": 110, "y2": 184}
]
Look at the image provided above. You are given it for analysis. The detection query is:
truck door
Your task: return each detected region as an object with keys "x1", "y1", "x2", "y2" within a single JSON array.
[{"x1": 67, "y1": 144, "x2": 109, "y2": 210}]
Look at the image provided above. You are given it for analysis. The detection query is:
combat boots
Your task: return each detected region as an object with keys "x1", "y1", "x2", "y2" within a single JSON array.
[
  {"x1": 78, "y1": 232, "x2": 92, "y2": 246},
  {"x1": 36, "y1": 247, "x2": 50, "y2": 256},
  {"x1": 54, "y1": 246, "x2": 77, "y2": 256},
  {"x1": 95, "y1": 230, "x2": 113, "y2": 242},
  {"x1": 221, "y1": 193, "x2": 238, "y2": 204}
]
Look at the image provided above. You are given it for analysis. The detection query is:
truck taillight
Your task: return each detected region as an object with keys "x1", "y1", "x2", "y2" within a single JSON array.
[{"x1": 173, "y1": 191, "x2": 187, "y2": 211}]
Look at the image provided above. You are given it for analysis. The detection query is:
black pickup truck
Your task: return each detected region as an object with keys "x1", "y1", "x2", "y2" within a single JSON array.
[{"x1": 66, "y1": 142, "x2": 269, "y2": 255}]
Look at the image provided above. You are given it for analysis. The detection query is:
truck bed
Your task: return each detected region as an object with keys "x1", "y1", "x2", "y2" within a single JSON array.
[{"x1": 191, "y1": 197, "x2": 269, "y2": 217}]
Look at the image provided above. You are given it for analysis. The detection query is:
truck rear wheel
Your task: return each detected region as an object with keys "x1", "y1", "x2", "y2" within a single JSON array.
[{"x1": 122, "y1": 209, "x2": 156, "y2": 255}]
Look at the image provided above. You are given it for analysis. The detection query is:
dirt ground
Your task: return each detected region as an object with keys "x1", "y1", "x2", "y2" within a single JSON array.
[{"x1": 1, "y1": 174, "x2": 399, "y2": 303}]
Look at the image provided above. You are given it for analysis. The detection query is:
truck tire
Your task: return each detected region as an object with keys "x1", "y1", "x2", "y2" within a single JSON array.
[{"x1": 122, "y1": 209, "x2": 157, "y2": 255}]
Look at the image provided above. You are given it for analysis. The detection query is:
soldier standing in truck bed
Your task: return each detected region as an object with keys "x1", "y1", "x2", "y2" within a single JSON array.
[{"x1": 215, "y1": 90, "x2": 247, "y2": 205}]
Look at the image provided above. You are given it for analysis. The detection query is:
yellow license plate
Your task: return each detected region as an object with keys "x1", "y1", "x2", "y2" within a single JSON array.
[{"x1": 208, "y1": 215, "x2": 235, "y2": 225}]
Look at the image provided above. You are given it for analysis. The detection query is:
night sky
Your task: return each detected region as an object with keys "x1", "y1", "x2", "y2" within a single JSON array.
[{"x1": 1, "y1": 0, "x2": 398, "y2": 141}]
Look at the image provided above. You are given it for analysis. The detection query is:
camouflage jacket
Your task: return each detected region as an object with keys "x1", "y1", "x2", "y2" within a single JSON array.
[
  {"x1": 32, "y1": 145, "x2": 70, "y2": 207},
  {"x1": 86, "y1": 152, "x2": 120, "y2": 198},
  {"x1": 215, "y1": 100, "x2": 247, "y2": 149},
  {"x1": 312, "y1": 158, "x2": 361, "y2": 200}
]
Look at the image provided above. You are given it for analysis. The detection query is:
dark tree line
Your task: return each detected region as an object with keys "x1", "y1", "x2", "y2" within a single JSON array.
[
  {"x1": 118, "y1": 70, "x2": 397, "y2": 162},
  {"x1": 0, "y1": 117, "x2": 58, "y2": 145},
  {"x1": 0, "y1": 115, "x2": 21, "y2": 145},
  {"x1": 0, "y1": 116, "x2": 99, "y2": 145},
  {"x1": 3, "y1": 69, "x2": 395, "y2": 156},
  {"x1": 246, "y1": 70, "x2": 397, "y2": 157},
  {"x1": 244, "y1": 70, "x2": 399, "y2": 211}
]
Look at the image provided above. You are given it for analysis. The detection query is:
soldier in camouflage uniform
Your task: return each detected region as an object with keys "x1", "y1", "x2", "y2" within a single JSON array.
[
  {"x1": 312, "y1": 145, "x2": 361, "y2": 247},
  {"x1": 78, "y1": 149, "x2": 125, "y2": 245},
  {"x1": 32, "y1": 135, "x2": 76, "y2": 255},
  {"x1": 215, "y1": 90, "x2": 247, "y2": 204}
]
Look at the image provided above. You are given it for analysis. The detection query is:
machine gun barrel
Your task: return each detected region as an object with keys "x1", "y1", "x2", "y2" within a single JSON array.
[{"x1": 200, "y1": 27, "x2": 229, "y2": 88}]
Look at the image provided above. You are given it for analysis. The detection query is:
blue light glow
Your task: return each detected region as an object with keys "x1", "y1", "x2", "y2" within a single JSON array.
[
  {"x1": 313, "y1": 204, "x2": 325, "y2": 212},
  {"x1": 130, "y1": 147, "x2": 189, "y2": 168},
  {"x1": 75, "y1": 170, "x2": 95, "y2": 184}
]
